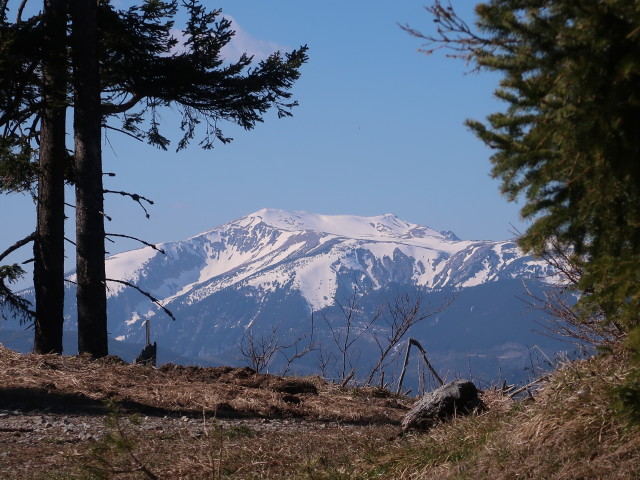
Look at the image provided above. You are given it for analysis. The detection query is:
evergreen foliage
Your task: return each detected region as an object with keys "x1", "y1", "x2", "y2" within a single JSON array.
[
  {"x1": 410, "y1": 0, "x2": 640, "y2": 338},
  {"x1": 466, "y1": 1, "x2": 640, "y2": 335},
  {"x1": 0, "y1": 264, "x2": 32, "y2": 322},
  {"x1": 0, "y1": 9, "x2": 41, "y2": 195},
  {"x1": 408, "y1": 0, "x2": 640, "y2": 414},
  {"x1": 0, "y1": 0, "x2": 308, "y2": 356},
  {"x1": 98, "y1": 0, "x2": 308, "y2": 151}
]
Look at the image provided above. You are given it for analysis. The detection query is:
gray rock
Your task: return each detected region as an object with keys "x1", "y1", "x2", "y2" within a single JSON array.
[{"x1": 401, "y1": 379, "x2": 483, "y2": 432}]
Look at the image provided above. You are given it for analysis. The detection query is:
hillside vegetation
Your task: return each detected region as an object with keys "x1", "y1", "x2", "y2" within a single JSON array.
[
  {"x1": 0, "y1": 344, "x2": 638, "y2": 479},
  {"x1": 378, "y1": 347, "x2": 640, "y2": 479}
]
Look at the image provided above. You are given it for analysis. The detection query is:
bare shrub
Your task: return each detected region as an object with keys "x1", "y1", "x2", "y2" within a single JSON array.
[
  {"x1": 322, "y1": 280, "x2": 381, "y2": 382},
  {"x1": 366, "y1": 290, "x2": 453, "y2": 386},
  {"x1": 238, "y1": 323, "x2": 282, "y2": 374},
  {"x1": 522, "y1": 239, "x2": 625, "y2": 349},
  {"x1": 238, "y1": 317, "x2": 315, "y2": 375}
]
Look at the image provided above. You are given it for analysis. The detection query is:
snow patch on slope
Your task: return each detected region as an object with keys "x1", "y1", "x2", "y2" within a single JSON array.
[
  {"x1": 105, "y1": 247, "x2": 159, "y2": 296},
  {"x1": 293, "y1": 256, "x2": 338, "y2": 311}
]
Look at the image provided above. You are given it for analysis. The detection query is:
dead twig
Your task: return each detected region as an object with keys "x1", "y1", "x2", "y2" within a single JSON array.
[
  {"x1": 508, "y1": 375, "x2": 550, "y2": 399},
  {"x1": 105, "y1": 233, "x2": 165, "y2": 254},
  {"x1": 104, "y1": 189, "x2": 154, "y2": 219},
  {"x1": 396, "y1": 338, "x2": 443, "y2": 394},
  {"x1": 106, "y1": 278, "x2": 175, "y2": 321}
]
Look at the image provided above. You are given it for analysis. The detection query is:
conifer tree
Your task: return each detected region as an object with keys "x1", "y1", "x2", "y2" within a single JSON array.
[
  {"x1": 73, "y1": 0, "x2": 307, "y2": 357},
  {"x1": 407, "y1": 1, "x2": 640, "y2": 338},
  {"x1": 1, "y1": 0, "x2": 308, "y2": 357},
  {"x1": 34, "y1": 0, "x2": 67, "y2": 354},
  {"x1": 0, "y1": 1, "x2": 68, "y2": 353},
  {"x1": 72, "y1": 0, "x2": 107, "y2": 356}
]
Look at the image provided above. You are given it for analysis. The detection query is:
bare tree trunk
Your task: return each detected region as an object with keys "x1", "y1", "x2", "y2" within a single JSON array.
[
  {"x1": 33, "y1": 0, "x2": 67, "y2": 354},
  {"x1": 71, "y1": 0, "x2": 108, "y2": 357}
]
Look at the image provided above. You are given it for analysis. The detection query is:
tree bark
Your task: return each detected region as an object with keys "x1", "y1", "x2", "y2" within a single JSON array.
[
  {"x1": 71, "y1": 0, "x2": 108, "y2": 357},
  {"x1": 33, "y1": 0, "x2": 67, "y2": 354}
]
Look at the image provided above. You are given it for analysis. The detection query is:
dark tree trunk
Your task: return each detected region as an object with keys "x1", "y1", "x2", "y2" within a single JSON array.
[
  {"x1": 71, "y1": 0, "x2": 108, "y2": 357},
  {"x1": 33, "y1": 0, "x2": 67, "y2": 355}
]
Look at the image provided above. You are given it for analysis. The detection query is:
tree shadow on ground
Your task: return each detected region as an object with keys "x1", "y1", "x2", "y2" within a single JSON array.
[{"x1": 0, "y1": 387, "x2": 199, "y2": 417}]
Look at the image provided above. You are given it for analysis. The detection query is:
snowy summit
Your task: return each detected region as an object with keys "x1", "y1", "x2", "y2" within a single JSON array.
[{"x1": 242, "y1": 208, "x2": 448, "y2": 243}]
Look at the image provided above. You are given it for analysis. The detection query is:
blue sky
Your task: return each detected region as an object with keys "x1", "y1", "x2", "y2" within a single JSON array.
[{"x1": 2, "y1": 1, "x2": 525, "y2": 282}]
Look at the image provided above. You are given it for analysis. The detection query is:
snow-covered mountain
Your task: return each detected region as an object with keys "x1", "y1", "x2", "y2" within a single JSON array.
[
  {"x1": 3, "y1": 209, "x2": 569, "y2": 385},
  {"x1": 104, "y1": 208, "x2": 555, "y2": 312}
]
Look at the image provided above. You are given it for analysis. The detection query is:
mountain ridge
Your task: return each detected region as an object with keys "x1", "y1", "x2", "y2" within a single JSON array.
[
  {"x1": 99, "y1": 208, "x2": 554, "y2": 317},
  {"x1": 3, "y1": 209, "x2": 564, "y2": 383}
]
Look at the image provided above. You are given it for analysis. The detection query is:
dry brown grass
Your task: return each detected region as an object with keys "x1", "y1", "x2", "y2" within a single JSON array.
[
  {"x1": 1, "y1": 344, "x2": 639, "y2": 479},
  {"x1": 64, "y1": 415, "x2": 400, "y2": 479},
  {"x1": 376, "y1": 348, "x2": 640, "y2": 480},
  {"x1": 0, "y1": 344, "x2": 409, "y2": 479},
  {"x1": 0, "y1": 345, "x2": 410, "y2": 424}
]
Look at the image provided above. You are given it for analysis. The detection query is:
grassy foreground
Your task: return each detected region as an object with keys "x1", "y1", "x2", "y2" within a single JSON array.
[
  {"x1": 0, "y1": 344, "x2": 638, "y2": 479},
  {"x1": 377, "y1": 348, "x2": 640, "y2": 479}
]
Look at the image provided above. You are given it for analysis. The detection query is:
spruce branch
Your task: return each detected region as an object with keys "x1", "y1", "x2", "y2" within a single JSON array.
[
  {"x1": 101, "y1": 93, "x2": 143, "y2": 115},
  {"x1": 110, "y1": 413, "x2": 159, "y2": 480},
  {"x1": 84, "y1": 406, "x2": 159, "y2": 480},
  {"x1": 400, "y1": 0, "x2": 502, "y2": 67},
  {"x1": 0, "y1": 233, "x2": 36, "y2": 322}
]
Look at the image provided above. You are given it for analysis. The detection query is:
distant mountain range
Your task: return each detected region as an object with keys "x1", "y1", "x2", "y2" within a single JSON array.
[{"x1": 1, "y1": 209, "x2": 573, "y2": 388}]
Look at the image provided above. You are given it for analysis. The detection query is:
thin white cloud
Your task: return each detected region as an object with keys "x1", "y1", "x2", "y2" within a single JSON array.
[
  {"x1": 169, "y1": 15, "x2": 287, "y2": 62},
  {"x1": 222, "y1": 15, "x2": 287, "y2": 61}
]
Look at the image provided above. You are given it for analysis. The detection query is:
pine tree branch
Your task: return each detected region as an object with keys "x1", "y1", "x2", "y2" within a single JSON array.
[
  {"x1": 103, "y1": 123, "x2": 144, "y2": 142},
  {"x1": 0, "y1": 232, "x2": 35, "y2": 263},
  {"x1": 106, "y1": 278, "x2": 175, "y2": 321},
  {"x1": 0, "y1": 233, "x2": 35, "y2": 322},
  {"x1": 16, "y1": 0, "x2": 28, "y2": 23},
  {"x1": 101, "y1": 93, "x2": 142, "y2": 115},
  {"x1": 26, "y1": 112, "x2": 40, "y2": 137},
  {"x1": 400, "y1": 0, "x2": 503, "y2": 67}
]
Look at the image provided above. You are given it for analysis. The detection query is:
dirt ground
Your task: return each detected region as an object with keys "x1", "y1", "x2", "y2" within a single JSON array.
[
  {"x1": 4, "y1": 345, "x2": 634, "y2": 480},
  {"x1": 0, "y1": 345, "x2": 411, "y2": 479}
]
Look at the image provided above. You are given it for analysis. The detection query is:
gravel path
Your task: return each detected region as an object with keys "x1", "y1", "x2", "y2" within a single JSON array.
[{"x1": 0, "y1": 407, "x2": 380, "y2": 479}]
